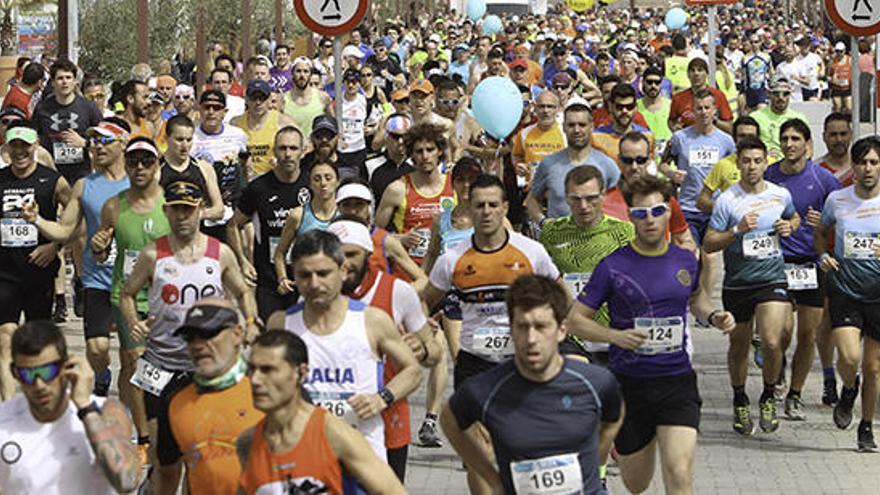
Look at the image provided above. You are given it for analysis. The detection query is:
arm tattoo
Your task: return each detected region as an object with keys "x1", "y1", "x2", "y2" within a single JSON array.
[{"x1": 82, "y1": 399, "x2": 142, "y2": 492}]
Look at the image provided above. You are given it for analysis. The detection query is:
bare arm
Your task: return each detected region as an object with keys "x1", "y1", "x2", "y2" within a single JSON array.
[
  {"x1": 120, "y1": 244, "x2": 157, "y2": 342},
  {"x1": 91, "y1": 197, "x2": 119, "y2": 264},
  {"x1": 197, "y1": 159, "x2": 226, "y2": 220},
  {"x1": 384, "y1": 234, "x2": 427, "y2": 293},
  {"x1": 565, "y1": 302, "x2": 623, "y2": 346},
  {"x1": 421, "y1": 216, "x2": 443, "y2": 275},
  {"x1": 696, "y1": 185, "x2": 716, "y2": 215},
  {"x1": 81, "y1": 398, "x2": 142, "y2": 492},
  {"x1": 54, "y1": 176, "x2": 72, "y2": 208},
  {"x1": 273, "y1": 207, "x2": 303, "y2": 286},
  {"x1": 374, "y1": 179, "x2": 404, "y2": 230},
  {"x1": 525, "y1": 191, "x2": 545, "y2": 223},
  {"x1": 27, "y1": 178, "x2": 85, "y2": 242},
  {"x1": 226, "y1": 208, "x2": 257, "y2": 287},
  {"x1": 220, "y1": 244, "x2": 259, "y2": 341},
  {"x1": 439, "y1": 404, "x2": 504, "y2": 491},
  {"x1": 671, "y1": 227, "x2": 698, "y2": 256},
  {"x1": 370, "y1": 308, "x2": 422, "y2": 401},
  {"x1": 597, "y1": 415, "x2": 624, "y2": 468},
  {"x1": 419, "y1": 282, "x2": 447, "y2": 312},
  {"x1": 325, "y1": 411, "x2": 406, "y2": 494},
  {"x1": 702, "y1": 227, "x2": 737, "y2": 254}
]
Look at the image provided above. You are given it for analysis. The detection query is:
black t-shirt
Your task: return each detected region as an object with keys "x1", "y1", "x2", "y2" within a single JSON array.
[
  {"x1": 369, "y1": 154, "x2": 413, "y2": 205},
  {"x1": 368, "y1": 57, "x2": 403, "y2": 94},
  {"x1": 236, "y1": 171, "x2": 311, "y2": 288},
  {"x1": 0, "y1": 165, "x2": 61, "y2": 282},
  {"x1": 160, "y1": 156, "x2": 207, "y2": 193},
  {"x1": 32, "y1": 95, "x2": 102, "y2": 169}
]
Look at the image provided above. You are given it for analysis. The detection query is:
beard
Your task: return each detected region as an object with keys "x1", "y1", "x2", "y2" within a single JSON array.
[{"x1": 341, "y1": 262, "x2": 369, "y2": 294}]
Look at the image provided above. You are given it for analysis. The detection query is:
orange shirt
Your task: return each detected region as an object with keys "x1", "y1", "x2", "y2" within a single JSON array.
[
  {"x1": 168, "y1": 378, "x2": 263, "y2": 495},
  {"x1": 391, "y1": 173, "x2": 455, "y2": 276},
  {"x1": 239, "y1": 408, "x2": 343, "y2": 495}
]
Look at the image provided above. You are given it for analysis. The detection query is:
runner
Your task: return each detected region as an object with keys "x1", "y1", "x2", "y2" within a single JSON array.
[
  {"x1": 696, "y1": 116, "x2": 761, "y2": 214},
  {"x1": 282, "y1": 57, "x2": 333, "y2": 137},
  {"x1": 750, "y1": 76, "x2": 808, "y2": 163},
  {"x1": 592, "y1": 82, "x2": 654, "y2": 164},
  {"x1": 336, "y1": 69, "x2": 370, "y2": 181},
  {"x1": 227, "y1": 126, "x2": 312, "y2": 322},
  {"x1": 0, "y1": 321, "x2": 140, "y2": 493},
  {"x1": 511, "y1": 90, "x2": 565, "y2": 191},
  {"x1": 166, "y1": 298, "x2": 263, "y2": 494},
  {"x1": 368, "y1": 113, "x2": 413, "y2": 202},
  {"x1": 231, "y1": 79, "x2": 295, "y2": 178},
  {"x1": 119, "y1": 179, "x2": 258, "y2": 492},
  {"x1": 567, "y1": 175, "x2": 736, "y2": 493},
  {"x1": 441, "y1": 274, "x2": 622, "y2": 494},
  {"x1": 116, "y1": 79, "x2": 154, "y2": 138},
  {"x1": 637, "y1": 65, "x2": 673, "y2": 161},
  {"x1": 819, "y1": 112, "x2": 854, "y2": 186},
  {"x1": 160, "y1": 115, "x2": 224, "y2": 221},
  {"x1": 266, "y1": 229, "x2": 423, "y2": 461},
  {"x1": 237, "y1": 330, "x2": 406, "y2": 494},
  {"x1": 703, "y1": 136, "x2": 800, "y2": 435},
  {"x1": 668, "y1": 58, "x2": 734, "y2": 134},
  {"x1": 814, "y1": 136, "x2": 880, "y2": 452}
]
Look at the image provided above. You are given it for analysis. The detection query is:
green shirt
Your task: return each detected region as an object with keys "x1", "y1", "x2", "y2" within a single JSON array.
[
  {"x1": 751, "y1": 107, "x2": 808, "y2": 162},
  {"x1": 638, "y1": 97, "x2": 673, "y2": 142},
  {"x1": 110, "y1": 192, "x2": 171, "y2": 311}
]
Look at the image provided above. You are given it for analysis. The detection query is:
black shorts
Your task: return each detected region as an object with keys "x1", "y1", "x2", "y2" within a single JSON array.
[
  {"x1": 828, "y1": 286, "x2": 880, "y2": 342},
  {"x1": 722, "y1": 282, "x2": 790, "y2": 324},
  {"x1": 256, "y1": 284, "x2": 298, "y2": 324},
  {"x1": 57, "y1": 163, "x2": 90, "y2": 187},
  {"x1": 559, "y1": 335, "x2": 591, "y2": 361},
  {"x1": 0, "y1": 278, "x2": 53, "y2": 324},
  {"x1": 614, "y1": 371, "x2": 702, "y2": 456},
  {"x1": 801, "y1": 88, "x2": 819, "y2": 100},
  {"x1": 83, "y1": 288, "x2": 113, "y2": 339},
  {"x1": 831, "y1": 88, "x2": 852, "y2": 97},
  {"x1": 453, "y1": 351, "x2": 498, "y2": 390},
  {"x1": 143, "y1": 368, "x2": 193, "y2": 466},
  {"x1": 784, "y1": 258, "x2": 826, "y2": 308}
]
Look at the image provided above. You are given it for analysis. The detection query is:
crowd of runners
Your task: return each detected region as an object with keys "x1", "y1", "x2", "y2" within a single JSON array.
[{"x1": 0, "y1": 1, "x2": 878, "y2": 494}]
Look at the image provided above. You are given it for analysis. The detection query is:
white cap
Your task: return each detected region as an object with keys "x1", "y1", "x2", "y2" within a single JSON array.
[
  {"x1": 336, "y1": 182, "x2": 374, "y2": 204},
  {"x1": 835, "y1": 41, "x2": 846, "y2": 51},
  {"x1": 657, "y1": 24, "x2": 668, "y2": 34},
  {"x1": 342, "y1": 45, "x2": 365, "y2": 59},
  {"x1": 565, "y1": 96, "x2": 591, "y2": 111},
  {"x1": 328, "y1": 220, "x2": 373, "y2": 253},
  {"x1": 428, "y1": 33, "x2": 442, "y2": 44}
]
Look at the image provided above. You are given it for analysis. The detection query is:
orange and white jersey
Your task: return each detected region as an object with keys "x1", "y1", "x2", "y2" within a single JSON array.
[{"x1": 429, "y1": 231, "x2": 559, "y2": 362}]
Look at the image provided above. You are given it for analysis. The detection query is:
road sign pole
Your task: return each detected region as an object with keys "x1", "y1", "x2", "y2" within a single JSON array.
[
  {"x1": 852, "y1": 35, "x2": 860, "y2": 141},
  {"x1": 334, "y1": 36, "x2": 343, "y2": 119},
  {"x1": 708, "y1": 5, "x2": 717, "y2": 88}
]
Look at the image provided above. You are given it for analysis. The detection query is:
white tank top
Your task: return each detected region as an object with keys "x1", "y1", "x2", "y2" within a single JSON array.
[
  {"x1": 285, "y1": 298, "x2": 385, "y2": 459},
  {"x1": 0, "y1": 395, "x2": 114, "y2": 494},
  {"x1": 339, "y1": 93, "x2": 368, "y2": 153},
  {"x1": 145, "y1": 235, "x2": 224, "y2": 371}
]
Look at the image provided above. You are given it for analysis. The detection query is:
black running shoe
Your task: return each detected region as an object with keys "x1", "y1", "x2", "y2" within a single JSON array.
[
  {"x1": 822, "y1": 378, "x2": 839, "y2": 406},
  {"x1": 834, "y1": 385, "x2": 858, "y2": 430},
  {"x1": 858, "y1": 422, "x2": 877, "y2": 452}
]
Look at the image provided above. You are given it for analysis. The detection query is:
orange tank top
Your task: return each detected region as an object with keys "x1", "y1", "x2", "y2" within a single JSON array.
[
  {"x1": 238, "y1": 408, "x2": 343, "y2": 495},
  {"x1": 369, "y1": 227, "x2": 391, "y2": 273},
  {"x1": 832, "y1": 56, "x2": 852, "y2": 90},
  {"x1": 391, "y1": 173, "x2": 455, "y2": 265}
]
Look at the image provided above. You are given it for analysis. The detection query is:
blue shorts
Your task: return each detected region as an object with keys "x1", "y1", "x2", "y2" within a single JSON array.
[{"x1": 682, "y1": 210, "x2": 710, "y2": 247}]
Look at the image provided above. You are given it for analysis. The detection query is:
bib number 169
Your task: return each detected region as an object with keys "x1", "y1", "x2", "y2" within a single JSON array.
[{"x1": 529, "y1": 470, "x2": 566, "y2": 491}]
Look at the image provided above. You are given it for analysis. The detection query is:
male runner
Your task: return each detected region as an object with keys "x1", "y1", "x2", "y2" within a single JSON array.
[
  {"x1": 696, "y1": 116, "x2": 761, "y2": 215},
  {"x1": 703, "y1": 137, "x2": 800, "y2": 435},
  {"x1": 231, "y1": 79, "x2": 295, "y2": 178},
  {"x1": 442, "y1": 274, "x2": 622, "y2": 494},
  {"x1": 160, "y1": 115, "x2": 224, "y2": 221},
  {"x1": 818, "y1": 112, "x2": 854, "y2": 186},
  {"x1": 282, "y1": 57, "x2": 333, "y2": 137}
]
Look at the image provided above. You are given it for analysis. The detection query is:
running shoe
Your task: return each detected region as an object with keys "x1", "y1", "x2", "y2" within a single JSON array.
[
  {"x1": 733, "y1": 404, "x2": 755, "y2": 436},
  {"x1": 784, "y1": 395, "x2": 806, "y2": 421},
  {"x1": 858, "y1": 423, "x2": 877, "y2": 453},
  {"x1": 417, "y1": 419, "x2": 443, "y2": 448},
  {"x1": 73, "y1": 276, "x2": 84, "y2": 318},
  {"x1": 52, "y1": 296, "x2": 67, "y2": 323},
  {"x1": 834, "y1": 385, "x2": 858, "y2": 430},
  {"x1": 759, "y1": 397, "x2": 779, "y2": 432},
  {"x1": 774, "y1": 365, "x2": 787, "y2": 403},
  {"x1": 822, "y1": 378, "x2": 839, "y2": 406},
  {"x1": 752, "y1": 335, "x2": 763, "y2": 368},
  {"x1": 93, "y1": 369, "x2": 112, "y2": 397}
]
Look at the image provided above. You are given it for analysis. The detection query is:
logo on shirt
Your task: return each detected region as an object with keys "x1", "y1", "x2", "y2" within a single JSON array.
[
  {"x1": 143, "y1": 218, "x2": 155, "y2": 234},
  {"x1": 676, "y1": 269, "x2": 692, "y2": 287},
  {"x1": 268, "y1": 195, "x2": 278, "y2": 203},
  {"x1": 1, "y1": 441, "x2": 21, "y2": 464},
  {"x1": 463, "y1": 265, "x2": 476, "y2": 276},
  {"x1": 561, "y1": 395, "x2": 573, "y2": 410},
  {"x1": 298, "y1": 188, "x2": 312, "y2": 206},
  {"x1": 49, "y1": 112, "x2": 79, "y2": 132}
]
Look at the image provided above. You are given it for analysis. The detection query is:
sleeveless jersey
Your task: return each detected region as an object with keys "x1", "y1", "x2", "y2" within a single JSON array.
[
  {"x1": 81, "y1": 172, "x2": 130, "y2": 291},
  {"x1": 0, "y1": 165, "x2": 60, "y2": 284},
  {"x1": 238, "y1": 408, "x2": 343, "y2": 495},
  {"x1": 160, "y1": 156, "x2": 207, "y2": 194},
  {"x1": 283, "y1": 91, "x2": 325, "y2": 137},
  {"x1": 109, "y1": 192, "x2": 170, "y2": 310},
  {"x1": 143, "y1": 236, "x2": 224, "y2": 371},
  {"x1": 831, "y1": 56, "x2": 852, "y2": 90},
  {"x1": 285, "y1": 298, "x2": 385, "y2": 458},
  {"x1": 391, "y1": 173, "x2": 456, "y2": 263},
  {"x1": 241, "y1": 110, "x2": 283, "y2": 177},
  {"x1": 338, "y1": 93, "x2": 368, "y2": 153},
  {"x1": 369, "y1": 227, "x2": 391, "y2": 273},
  {"x1": 296, "y1": 203, "x2": 338, "y2": 238}
]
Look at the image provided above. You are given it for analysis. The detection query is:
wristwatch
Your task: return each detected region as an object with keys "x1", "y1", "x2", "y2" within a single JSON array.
[
  {"x1": 378, "y1": 388, "x2": 396, "y2": 407},
  {"x1": 77, "y1": 401, "x2": 101, "y2": 421}
]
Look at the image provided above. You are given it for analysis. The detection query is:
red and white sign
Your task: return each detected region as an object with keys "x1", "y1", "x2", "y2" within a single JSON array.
[
  {"x1": 293, "y1": 0, "x2": 368, "y2": 37},
  {"x1": 684, "y1": 0, "x2": 735, "y2": 5},
  {"x1": 826, "y1": 0, "x2": 880, "y2": 36}
]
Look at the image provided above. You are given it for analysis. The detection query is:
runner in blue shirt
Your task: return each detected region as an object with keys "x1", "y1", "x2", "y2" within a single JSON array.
[{"x1": 704, "y1": 136, "x2": 800, "y2": 436}]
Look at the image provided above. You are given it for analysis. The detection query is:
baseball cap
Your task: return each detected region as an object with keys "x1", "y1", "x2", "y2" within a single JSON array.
[
  {"x1": 428, "y1": 33, "x2": 442, "y2": 44},
  {"x1": 292, "y1": 56, "x2": 313, "y2": 69},
  {"x1": 147, "y1": 90, "x2": 164, "y2": 105},
  {"x1": 508, "y1": 59, "x2": 529, "y2": 71},
  {"x1": 0, "y1": 107, "x2": 26, "y2": 122},
  {"x1": 514, "y1": 45, "x2": 530, "y2": 56},
  {"x1": 551, "y1": 72, "x2": 573, "y2": 87},
  {"x1": 769, "y1": 75, "x2": 791, "y2": 92},
  {"x1": 835, "y1": 41, "x2": 846, "y2": 51},
  {"x1": 565, "y1": 95, "x2": 592, "y2": 112},
  {"x1": 173, "y1": 299, "x2": 239, "y2": 338},
  {"x1": 551, "y1": 41, "x2": 568, "y2": 55},
  {"x1": 5, "y1": 126, "x2": 37, "y2": 144},
  {"x1": 343, "y1": 69, "x2": 361, "y2": 82},
  {"x1": 409, "y1": 79, "x2": 434, "y2": 95},
  {"x1": 391, "y1": 88, "x2": 410, "y2": 101},
  {"x1": 311, "y1": 115, "x2": 338, "y2": 136},
  {"x1": 328, "y1": 220, "x2": 373, "y2": 253},
  {"x1": 246, "y1": 79, "x2": 273, "y2": 98},
  {"x1": 199, "y1": 89, "x2": 226, "y2": 107},
  {"x1": 164, "y1": 180, "x2": 203, "y2": 206},
  {"x1": 88, "y1": 120, "x2": 131, "y2": 139},
  {"x1": 341, "y1": 45, "x2": 365, "y2": 59},
  {"x1": 336, "y1": 182, "x2": 374, "y2": 204}
]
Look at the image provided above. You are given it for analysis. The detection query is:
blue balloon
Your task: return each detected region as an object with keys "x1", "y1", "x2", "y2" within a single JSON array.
[
  {"x1": 472, "y1": 77, "x2": 522, "y2": 140},
  {"x1": 665, "y1": 8, "x2": 687, "y2": 31},
  {"x1": 482, "y1": 15, "x2": 503, "y2": 36},
  {"x1": 467, "y1": 0, "x2": 486, "y2": 21}
]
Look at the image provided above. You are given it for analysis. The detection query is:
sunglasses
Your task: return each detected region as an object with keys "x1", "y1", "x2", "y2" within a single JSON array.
[
  {"x1": 438, "y1": 98, "x2": 460, "y2": 106},
  {"x1": 394, "y1": 98, "x2": 410, "y2": 104},
  {"x1": 615, "y1": 102, "x2": 636, "y2": 111},
  {"x1": 179, "y1": 327, "x2": 225, "y2": 343},
  {"x1": 566, "y1": 193, "x2": 602, "y2": 203},
  {"x1": 770, "y1": 91, "x2": 790, "y2": 96},
  {"x1": 361, "y1": 72, "x2": 373, "y2": 78},
  {"x1": 644, "y1": 79, "x2": 662, "y2": 86},
  {"x1": 629, "y1": 203, "x2": 669, "y2": 220},
  {"x1": 175, "y1": 94, "x2": 194, "y2": 100},
  {"x1": 620, "y1": 155, "x2": 650, "y2": 165},
  {"x1": 87, "y1": 93, "x2": 106, "y2": 101},
  {"x1": 313, "y1": 131, "x2": 335, "y2": 141},
  {"x1": 388, "y1": 132, "x2": 406, "y2": 141},
  {"x1": 201, "y1": 104, "x2": 225, "y2": 111},
  {"x1": 125, "y1": 156, "x2": 157, "y2": 168},
  {"x1": 91, "y1": 136, "x2": 124, "y2": 146},
  {"x1": 1, "y1": 117, "x2": 21, "y2": 126},
  {"x1": 249, "y1": 93, "x2": 269, "y2": 102},
  {"x1": 14, "y1": 360, "x2": 63, "y2": 385}
]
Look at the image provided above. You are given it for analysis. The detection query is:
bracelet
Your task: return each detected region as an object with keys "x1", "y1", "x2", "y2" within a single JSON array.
[
  {"x1": 707, "y1": 310, "x2": 721, "y2": 327},
  {"x1": 378, "y1": 387, "x2": 396, "y2": 406},
  {"x1": 77, "y1": 401, "x2": 101, "y2": 421},
  {"x1": 245, "y1": 316, "x2": 256, "y2": 325}
]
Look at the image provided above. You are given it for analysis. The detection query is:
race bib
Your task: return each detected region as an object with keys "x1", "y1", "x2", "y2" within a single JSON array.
[
  {"x1": 269, "y1": 236, "x2": 292, "y2": 264},
  {"x1": 123, "y1": 249, "x2": 139, "y2": 277},
  {"x1": 129, "y1": 358, "x2": 173, "y2": 396},
  {"x1": 688, "y1": 146, "x2": 720, "y2": 169},
  {"x1": 510, "y1": 453, "x2": 583, "y2": 495},
  {"x1": 844, "y1": 231, "x2": 879, "y2": 259},
  {"x1": 563, "y1": 273, "x2": 591, "y2": 298},
  {"x1": 203, "y1": 205, "x2": 234, "y2": 228},
  {"x1": 52, "y1": 142, "x2": 84, "y2": 165},
  {"x1": 0, "y1": 218, "x2": 37, "y2": 247},
  {"x1": 311, "y1": 390, "x2": 359, "y2": 425},
  {"x1": 634, "y1": 316, "x2": 684, "y2": 355},
  {"x1": 472, "y1": 327, "x2": 515, "y2": 356},
  {"x1": 742, "y1": 230, "x2": 781, "y2": 259},
  {"x1": 407, "y1": 228, "x2": 431, "y2": 258},
  {"x1": 785, "y1": 263, "x2": 818, "y2": 291}
]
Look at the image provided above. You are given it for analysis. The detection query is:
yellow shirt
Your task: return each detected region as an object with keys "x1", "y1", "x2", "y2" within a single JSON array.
[
  {"x1": 513, "y1": 122, "x2": 566, "y2": 166},
  {"x1": 239, "y1": 110, "x2": 283, "y2": 177},
  {"x1": 704, "y1": 153, "x2": 740, "y2": 192}
]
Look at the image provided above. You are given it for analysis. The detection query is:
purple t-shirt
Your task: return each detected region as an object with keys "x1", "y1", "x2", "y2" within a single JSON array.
[
  {"x1": 578, "y1": 244, "x2": 698, "y2": 378},
  {"x1": 764, "y1": 160, "x2": 841, "y2": 259},
  {"x1": 269, "y1": 66, "x2": 292, "y2": 92}
]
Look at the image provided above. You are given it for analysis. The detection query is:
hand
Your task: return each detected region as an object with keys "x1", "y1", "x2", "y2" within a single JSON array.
[
  {"x1": 737, "y1": 212, "x2": 759, "y2": 234},
  {"x1": 710, "y1": 311, "x2": 736, "y2": 334},
  {"x1": 241, "y1": 259, "x2": 257, "y2": 287},
  {"x1": 611, "y1": 329, "x2": 649, "y2": 350},
  {"x1": 805, "y1": 206, "x2": 822, "y2": 228},
  {"x1": 61, "y1": 129, "x2": 86, "y2": 148},
  {"x1": 21, "y1": 200, "x2": 39, "y2": 224},
  {"x1": 28, "y1": 243, "x2": 58, "y2": 268},
  {"x1": 91, "y1": 225, "x2": 114, "y2": 254},
  {"x1": 244, "y1": 323, "x2": 260, "y2": 345},
  {"x1": 403, "y1": 333, "x2": 426, "y2": 362},
  {"x1": 277, "y1": 278, "x2": 296, "y2": 295},
  {"x1": 399, "y1": 230, "x2": 422, "y2": 251},
  {"x1": 128, "y1": 315, "x2": 155, "y2": 342},
  {"x1": 348, "y1": 393, "x2": 386, "y2": 419},
  {"x1": 669, "y1": 169, "x2": 687, "y2": 184},
  {"x1": 773, "y1": 218, "x2": 793, "y2": 237},
  {"x1": 62, "y1": 356, "x2": 95, "y2": 409},
  {"x1": 514, "y1": 162, "x2": 529, "y2": 177},
  {"x1": 819, "y1": 253, "x2": 840, "y2": 273}
]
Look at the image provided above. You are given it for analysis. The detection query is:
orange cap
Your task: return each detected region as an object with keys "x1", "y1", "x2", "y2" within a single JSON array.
[{"x1": 408, "y1": 78, "x2": 434, "y2": 95}]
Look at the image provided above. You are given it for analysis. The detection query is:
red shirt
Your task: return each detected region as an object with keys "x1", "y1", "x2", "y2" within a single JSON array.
[
  {"x1": 668, "y1": 87, "x2": 733, "y2": 129},
  {"x1": 2, "y1": 85, "x2": 32, "y2": 119},
  {"x1": 603, "y1": 187, "x2": 689, "y2": 240},
  {"x1": 820, "y1": 160, "x2": 854, "y2": 187},
  {"x1": 592, "y1": 106, "x2": 649, "y2": 129}
]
